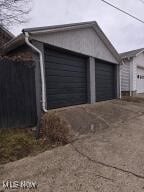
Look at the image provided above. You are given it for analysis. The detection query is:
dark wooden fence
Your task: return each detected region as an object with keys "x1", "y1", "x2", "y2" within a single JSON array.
[{"x1": 0, "y1": 58, "x2": 37, "y2": 128}]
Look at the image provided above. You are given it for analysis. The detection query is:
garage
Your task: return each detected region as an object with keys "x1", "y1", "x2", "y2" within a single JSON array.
[
  {"x1": 95, "y1": 60, "x2": 116, "y2": 101},
  {"x1": 44, "y1": 46, "x2": 88, "y2": 109},
  {"x1": 137, "y1": 67, "x2": 144, "y2": 93},
  {"x1": 2, "y1": 21, "x2": 120, "y2": 129}
]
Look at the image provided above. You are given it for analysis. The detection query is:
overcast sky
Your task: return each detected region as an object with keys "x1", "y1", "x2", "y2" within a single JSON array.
[{"x1": 11, "y1": 0, "x2": 144, "y2": 53}]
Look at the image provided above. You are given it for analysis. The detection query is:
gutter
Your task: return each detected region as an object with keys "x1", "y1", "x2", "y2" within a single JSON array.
[{"x1": 23, "y1": 31, "x2": 48, "y2": 113}]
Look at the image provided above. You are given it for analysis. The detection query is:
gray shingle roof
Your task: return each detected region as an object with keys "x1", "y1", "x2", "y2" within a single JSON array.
[{"x1": 120, "y1": 48, "x2": 144, "y2": 59}]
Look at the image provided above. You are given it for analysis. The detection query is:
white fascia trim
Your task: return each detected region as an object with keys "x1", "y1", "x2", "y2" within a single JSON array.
[{"x1": 28, "y1": 24, "x2": 91, "y2": 35}]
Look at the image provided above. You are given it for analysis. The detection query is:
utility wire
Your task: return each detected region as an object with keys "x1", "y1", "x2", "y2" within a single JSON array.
[{"x1": 101, "y1": 0, "x2": 144, "y2": 24}]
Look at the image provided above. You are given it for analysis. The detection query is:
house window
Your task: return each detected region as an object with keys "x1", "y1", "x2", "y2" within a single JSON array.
[{"x1": 137, "y1": 75, "x2": 144, "y2": 79}]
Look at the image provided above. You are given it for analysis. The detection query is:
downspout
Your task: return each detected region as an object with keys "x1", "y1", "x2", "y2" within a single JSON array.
[{"x1": 23, "y1": 31, "x2": 48, "y2": 113}]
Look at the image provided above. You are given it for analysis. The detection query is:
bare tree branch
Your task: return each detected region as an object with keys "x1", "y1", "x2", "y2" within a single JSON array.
[{"x1": 0, "y1": 0, "x2": 31, "y2": 27}]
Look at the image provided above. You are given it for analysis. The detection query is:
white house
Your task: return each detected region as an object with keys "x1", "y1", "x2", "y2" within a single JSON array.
[{"x1": 120, "y1": 48, "x2": 144, "y2": 96}]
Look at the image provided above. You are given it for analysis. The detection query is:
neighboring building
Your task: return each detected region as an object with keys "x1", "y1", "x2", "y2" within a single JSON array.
[
  {"x1": 2, "y1": 21, "x2": 120, "y2": 127},
  {"x1": 120, "y1": 48, "x2": 144, "y2": 96},
  {"x1": 0, "y1": 25, "x2": 14, "y2": 54}
]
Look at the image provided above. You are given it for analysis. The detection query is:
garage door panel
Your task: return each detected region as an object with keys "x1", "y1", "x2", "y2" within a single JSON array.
[
  {"x1": 47, "y1": 87, "x2": 87, "y2": 95},
  {"x1": 96, "y1": 87, "x2": 114, "y2": 91},
  {"x1": 96, "y1": 80, "x2": 114, "y2": 84},
  {"x1": 96, "y1": 72, "x2": 114, "y2": 76},
  {"x1": 96, "y1": 83, "x2": 113, "y2": 87},
  {"x1": 95, "y1": 68, "x2": 114, "y2": 73},
  {"x1": 46, "y1": 69, "x2": 86, "y2": 78},
  {"x1": 46, "y1": 82, "x2": 87, "y2": 89},
  {"x1": 96, "y1": 79, "x2": 114, "y2": 84},
  {"x1": 44, "y1": 46, "x2": 88, "y2": 109},
  {"x1": 96, "y1": 90, "x2": 114, "y2": 95},
  {"x1": 47, "y1": 100, "x2": 85, "y2": 109},
  {"x1": 45, "y1": 52, "x2": 85, "y2": 64},
  {"x1": 47, "y1": 93, "x2": 87, "y2": 100},
  {"x1": 48, "y1": 96, "x2": 87, "y2": 104},
  {"x1": 95, "y1": 61, "x2": 116, "y2": 101},
  {"x1": 45, "y1": 65, "x2": 86, "y2": 74},
  {"x1": 96, "y1": 96, "x2": 113, "y2": 101},
  {"x1": 47, "y1": 95, "x2": 87, "y2": 109},
  {"x1": 45, "y1": 48, "x2": 85, "y2": 63},
  {"x1": 46, "y1": 76, "x2": 86, "y2": 83},
  {"x1": 95, "y1": 65, "x2": 113, "y2": 70},
  {"x1": 45, "y1": 57, "x2": 85, "y2": 67},
  {"x1": 46, "y1": 86, "x2": 87, "y2": 92},
  {"x1": 45, "y1": 81, "x2": 87, "y2": 88}
]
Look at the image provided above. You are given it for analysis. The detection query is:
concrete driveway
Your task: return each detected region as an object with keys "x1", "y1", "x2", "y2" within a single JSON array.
[{"x1": 1, "y1": 99, "x2": 144, "y2": 191}]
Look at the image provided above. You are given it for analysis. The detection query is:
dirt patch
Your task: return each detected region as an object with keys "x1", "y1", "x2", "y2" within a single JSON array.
[
  {"x1": 2, "y1": 100, "x2": 144, "y2": 165},
  {"x1": 122, "y1": 96, "x2": 144, "y2": 103},
  {"x1": 41, "y1": 101, "x2": 141, "y2": 139},
  {"x1": 2, "y1": 101, "x2": 144, "y2": 191},
  {"x1": 0, "y1": 128, "x2": 59, "y2": 165},
  {"x1": 2, "y1": 110, "x2": 144, "y2": 192}
]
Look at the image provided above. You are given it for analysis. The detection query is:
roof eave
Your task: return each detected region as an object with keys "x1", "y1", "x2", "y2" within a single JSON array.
[
  {"x1": 24, "y1": 21, "x2": 120, "y2": 63},
  {"x1": 3, "y1": 34, "x2": 25, "y2": 54},
  {"x1": 0, "y1": 25, "x2": 15, "y2": 38},
  {"x1": 3, "y1": 21, "x2": 120, "y2": 63},
  {"x1": 23, "y1": 21, "x2": 96, "y2": 33}
]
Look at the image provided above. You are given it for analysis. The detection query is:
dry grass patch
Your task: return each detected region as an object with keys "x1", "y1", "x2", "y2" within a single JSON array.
[
  {"x1": 41, "y1": 112, "x2": 74, "y2": 145},
  {"x1": 122, "y1": 96, "x2": 144, "y2": 103},
  {"x1": 0, "y1": 112, "x2": 75, "y2": 164},
  {"x1": 0, "y1": 128, "x2": 55, "y2": 165}
]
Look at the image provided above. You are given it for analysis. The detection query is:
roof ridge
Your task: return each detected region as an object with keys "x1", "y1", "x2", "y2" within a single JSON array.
[
  {"x1": 120, "y1": 48, "x2": 144, "y2": 58},
  {"x1": 120, "y1": 48, "x2": 144, "y2": 55}
]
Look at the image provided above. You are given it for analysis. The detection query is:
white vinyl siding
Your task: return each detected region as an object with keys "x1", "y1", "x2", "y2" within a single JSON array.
[
  {"x1": 32, "y1": 27, "x2": 118, "y2": 64},
  {"x1": 132, "y1": 61, "x2": 137, "y2": 91},
  {"x1": 121, "y1": 60, "x2": 130, "y2": 91},
  {"x1": 133, "y1": 53, "x2": 144, "y2": 92},
  {"x1": 121, "y1": 52, "x2": 144, "y2": 93}
]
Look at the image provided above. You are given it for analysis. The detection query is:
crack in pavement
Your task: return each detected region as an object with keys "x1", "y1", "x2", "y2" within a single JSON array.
[
  {"x1": 70, "y1": 106, "x2": 144, "y2": 145},
  {"x1": 82, "y1": 105, "x2": 144, "y2": 130},
  {"x1": 81, "y1": 107, "x2": 111, "y2": 128},
  {"x1": 93, "y1": 174, "x2": 114, "y2": 182},
  {"x1": 71, "y1": 143, "x2": 144, "y2": 181}
]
